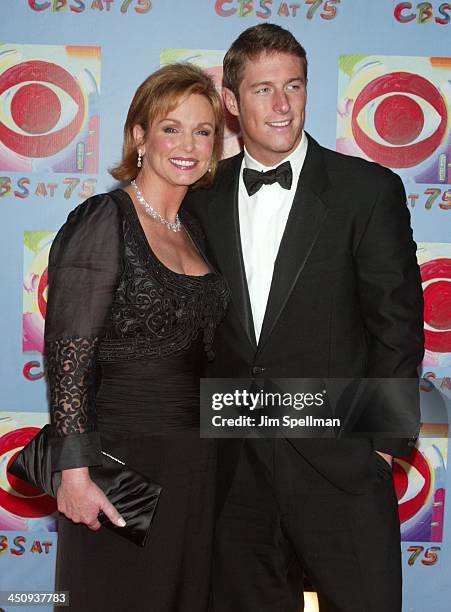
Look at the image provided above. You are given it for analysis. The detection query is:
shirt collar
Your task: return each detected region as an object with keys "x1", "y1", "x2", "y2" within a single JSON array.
[{"x1": 243, "y1": 131, "x2": 308, "y2": 182}]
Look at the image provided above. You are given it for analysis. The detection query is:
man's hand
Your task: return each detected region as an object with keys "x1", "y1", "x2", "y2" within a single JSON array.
[{"x1": 375, "y1": 451, "x2": 393, "y2": 466}]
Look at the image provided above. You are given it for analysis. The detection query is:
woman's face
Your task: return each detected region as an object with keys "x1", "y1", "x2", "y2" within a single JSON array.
[{"x1": 135, "y1": 93, "x2": 216, "y2": 189}]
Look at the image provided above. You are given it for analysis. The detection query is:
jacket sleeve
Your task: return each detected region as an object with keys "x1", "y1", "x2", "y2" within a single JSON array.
[
  {"x1": 354, "y1": 171, "x2": 424, "y2": 456},
  {"x1": 45, "y1": 194, "x2": 123, "y2": 471}
]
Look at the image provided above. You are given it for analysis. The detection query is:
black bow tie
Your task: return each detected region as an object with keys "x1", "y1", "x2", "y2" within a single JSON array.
[{"x1": 243, "y1": 161, "x2": 293, "y2": 196}]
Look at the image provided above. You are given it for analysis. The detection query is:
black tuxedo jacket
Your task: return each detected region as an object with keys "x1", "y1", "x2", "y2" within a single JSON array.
[{"x1": 184, "y1": 133, "x2": 424, "y2": 497}]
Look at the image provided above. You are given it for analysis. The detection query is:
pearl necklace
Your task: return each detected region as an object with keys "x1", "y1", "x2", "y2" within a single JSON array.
[{"x1": 131, "y1": 180, "x2": 181, "y2": 233}]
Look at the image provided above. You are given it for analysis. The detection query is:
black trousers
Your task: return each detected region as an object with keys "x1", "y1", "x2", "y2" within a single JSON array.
[{"x1": 212, "y1": 438, "x2": 402, "y2": 612}]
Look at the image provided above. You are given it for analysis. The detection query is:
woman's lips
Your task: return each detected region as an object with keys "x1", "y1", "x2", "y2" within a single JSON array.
[{"x1": 169, "y1": 157, "x2": 198, "y2": 170}]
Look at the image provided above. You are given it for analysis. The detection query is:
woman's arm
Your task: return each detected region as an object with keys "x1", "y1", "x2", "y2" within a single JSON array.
[{"x1": 45, "y1": 194, "x2": 126, "y2": 529}]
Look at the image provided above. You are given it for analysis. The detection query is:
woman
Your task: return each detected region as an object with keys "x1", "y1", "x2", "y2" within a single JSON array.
[{"x1": 46, "y1": 63, "x2": 228, "y2": 611}]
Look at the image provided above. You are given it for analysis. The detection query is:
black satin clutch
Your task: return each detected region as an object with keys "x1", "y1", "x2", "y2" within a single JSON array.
[{"x1": 8, "y1": 424, "x2": 162, "y2": 547}]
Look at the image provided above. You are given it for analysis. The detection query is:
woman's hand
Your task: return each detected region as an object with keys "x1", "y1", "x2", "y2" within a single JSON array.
[{"x1": 57, "y1": 467, "x2": 126, "y2": 531}]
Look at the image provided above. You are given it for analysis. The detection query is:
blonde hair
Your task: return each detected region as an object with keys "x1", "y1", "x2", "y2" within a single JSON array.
[{"x1": 110, "y1": 63, "x2": 224, "y2": 188}]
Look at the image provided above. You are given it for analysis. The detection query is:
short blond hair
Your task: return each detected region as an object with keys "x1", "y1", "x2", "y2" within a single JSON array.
[{"x1": 110, "y1": 63, "x2": 224, "y2": 188}]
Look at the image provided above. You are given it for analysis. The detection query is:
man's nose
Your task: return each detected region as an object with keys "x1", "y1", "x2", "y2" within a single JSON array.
[{"x1": 273, "y1": 90, "x2": 290, "y2": 114}]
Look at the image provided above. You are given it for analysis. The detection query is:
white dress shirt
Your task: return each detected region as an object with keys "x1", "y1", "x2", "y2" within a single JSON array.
[{"x1": 238, "y1": 132, "x2": 308, "y2": 342}]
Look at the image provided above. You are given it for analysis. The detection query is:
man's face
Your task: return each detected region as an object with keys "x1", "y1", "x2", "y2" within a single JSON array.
[{"x1": 224, "y1": 51, "x2": 307, "y2": 167}]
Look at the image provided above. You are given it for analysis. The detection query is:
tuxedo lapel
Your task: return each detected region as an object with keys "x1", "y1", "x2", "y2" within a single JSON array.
[
  {"x1": 258, "y1": 135, "x2": 331, "y2": 351},
  {"x1": 207, "y1": 154, "x2": 257, "y2": 349}
]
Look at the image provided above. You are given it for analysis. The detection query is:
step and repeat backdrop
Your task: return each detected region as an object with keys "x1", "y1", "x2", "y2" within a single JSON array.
[{"x1": 1, "y1": 2, "x2": 450, "y2": 610}]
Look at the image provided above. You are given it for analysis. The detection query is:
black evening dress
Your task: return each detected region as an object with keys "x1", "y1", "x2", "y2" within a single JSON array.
[{"x1": 45, "y1": 190, "x2": 229, "y2": 612}]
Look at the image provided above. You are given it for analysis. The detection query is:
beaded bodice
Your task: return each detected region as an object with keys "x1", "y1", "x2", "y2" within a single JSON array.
[{"x1": 99, "y1": 195, "x2": 228, "y2": 362}]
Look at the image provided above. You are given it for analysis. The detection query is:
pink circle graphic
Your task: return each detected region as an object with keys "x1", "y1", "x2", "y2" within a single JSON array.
[
  {"x1": 11, "y1": 83, "x2": 61, "y2": 135},
  {"x1": 374, "y1": 94, "x2": 424, "y2": 145}
]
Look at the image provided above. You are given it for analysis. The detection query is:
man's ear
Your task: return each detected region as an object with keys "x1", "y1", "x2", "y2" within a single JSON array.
[
  {"x1": 132, "y1": 124, "x2": 146, "y2": 153},
  {"x1": 223, "y1": 88, "x2": 239, "y2": 118}
]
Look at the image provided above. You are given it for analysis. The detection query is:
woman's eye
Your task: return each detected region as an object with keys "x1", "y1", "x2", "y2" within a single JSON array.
[
  {"x1": 163, "y1": 126, "x2": 177, "y2": 133},
  {"x1": 196, "y1": 130, "x2": 211, "y2": 137}
]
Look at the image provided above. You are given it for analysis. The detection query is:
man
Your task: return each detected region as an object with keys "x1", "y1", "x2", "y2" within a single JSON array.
[{"x1": 184, "y1": 23, "x2": 424, "y2": 612}]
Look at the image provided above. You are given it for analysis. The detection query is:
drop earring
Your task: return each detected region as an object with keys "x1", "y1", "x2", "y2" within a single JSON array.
[{"x1": 137, "y1": 150, "x2": 142, "y2": 168}]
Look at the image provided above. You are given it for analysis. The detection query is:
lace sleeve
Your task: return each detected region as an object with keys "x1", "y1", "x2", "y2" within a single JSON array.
[{"x1": 45, "y1": 194, "x2": 123, "y2": 471}]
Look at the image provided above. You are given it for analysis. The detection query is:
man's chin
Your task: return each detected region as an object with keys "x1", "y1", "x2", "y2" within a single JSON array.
[
  {"x1": 269, "y1": 132, "x2": 302, "y2": 151},
  {"x1": 269, "y1": 140, "x2": 301, "y2": 157},
  {"x1": 246, "y1": 133, "x2": 302, "y2": 164}
]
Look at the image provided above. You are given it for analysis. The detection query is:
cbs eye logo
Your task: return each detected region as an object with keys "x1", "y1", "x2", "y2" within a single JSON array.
[
  {"x1": 394, "y1": 437, "x2": 447, "y2": 543},
  {"x1": 23, "y1": 232, "x2": 56, "y2": 355},
  {"x1": 0, "y1": 427, "x2": 56, "y2": 522},
  {"x1": 0, "y1": 45, "x2": 100, "y2": 173},
  {"x1": 0, "y1": 60, "x2": 85, "y2": 159},
  {"x1": 421, "y1": 257, "x2": 451, "y2": 354},
  {"x1": 395, "y1": 448, "x2": 431, "y2": 524},
  {"x1": 38, "y1": 266, "x2": 48, "y2": 320},
  {"x1": 351, "y1": 71, "x2": 448, "y2": 168}
]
